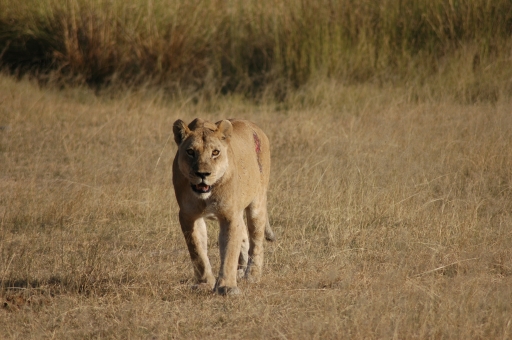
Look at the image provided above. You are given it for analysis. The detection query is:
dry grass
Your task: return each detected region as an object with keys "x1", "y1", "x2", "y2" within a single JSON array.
[
  {"x1": 1, "y1": 74, "x2": 512, "y2": 339},
  {"x1": 1, "y1": 0, "x2": 512, "y2": 99}
]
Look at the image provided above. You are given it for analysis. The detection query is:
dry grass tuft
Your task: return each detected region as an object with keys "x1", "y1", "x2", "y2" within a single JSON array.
[{"x1": 1, "y1": 75, "x2": 512, "y2": 338}]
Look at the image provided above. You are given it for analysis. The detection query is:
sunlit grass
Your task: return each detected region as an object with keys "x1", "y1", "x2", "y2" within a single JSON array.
[{"x1": 1, "y1": 75, "x2": 511, "y2": 338}]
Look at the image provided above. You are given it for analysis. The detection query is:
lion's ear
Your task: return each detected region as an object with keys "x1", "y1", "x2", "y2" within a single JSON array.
[
  {"x1": 173, "y1": 119, "x2": 190, "y2": 145},
  {"x1": 216, "y1": 120, "x2": 233, "y2": 140}
]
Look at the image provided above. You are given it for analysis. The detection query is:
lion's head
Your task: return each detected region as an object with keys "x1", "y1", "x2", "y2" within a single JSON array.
[{"x1": 173, "y1": 118, "x2": 233, "y2": 199}]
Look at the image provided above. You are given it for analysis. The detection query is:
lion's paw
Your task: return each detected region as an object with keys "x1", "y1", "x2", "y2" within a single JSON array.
[
  {"x1": 237, "y1": 268, "x2": 247, "y2": 280},
  {"x1": 244, "y1": 274, "x2": 260, "y2": 284},
  {"x1": 191, "y1": 282, "x2": 214, "y2": 293},
  {"x1": 215, "y1": 286, "x2": 240, "y2": 296},
  {"x1": 244, "y1": 265, "x2": 262, "y2": 283}
]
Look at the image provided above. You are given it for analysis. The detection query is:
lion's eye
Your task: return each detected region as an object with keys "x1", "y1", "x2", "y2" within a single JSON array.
[
  {"x1": 212, "y1": 150, "x2": 220, "y2": 157},
  {"x1": 186, "y1": 149, "x2": 194, "y2": 156}
]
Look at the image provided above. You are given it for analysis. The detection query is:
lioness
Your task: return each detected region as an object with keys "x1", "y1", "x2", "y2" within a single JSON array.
[{"x1": 172, "y1": 118, "x2": 275, "y2": 295}]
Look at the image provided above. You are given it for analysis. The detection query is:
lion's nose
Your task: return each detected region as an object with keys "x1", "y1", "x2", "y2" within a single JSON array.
[{"x1": 195, "y1": 172, "x2": 211, "y2": 179}]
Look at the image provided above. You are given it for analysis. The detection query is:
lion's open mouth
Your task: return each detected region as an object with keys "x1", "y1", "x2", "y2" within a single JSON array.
[{"x1": 191, "y1": 183, "x2": 212, "y2": 194}]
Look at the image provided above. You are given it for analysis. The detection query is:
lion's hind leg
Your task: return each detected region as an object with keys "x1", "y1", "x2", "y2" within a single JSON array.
[
  {"x1": 244, "y1": 200, "x2": 268, "y2": 282},
  {"x1": 237, "y1": 221, "x2": 249, "y2": 279}
]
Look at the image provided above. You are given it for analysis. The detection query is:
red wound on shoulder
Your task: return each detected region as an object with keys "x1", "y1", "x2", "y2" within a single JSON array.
[
  {"x1": 253, "y1": 132, "x2": 263, "y2": 172},
  {"x1": 253, "y1": 132, "x2": 261, "y2": 153}
]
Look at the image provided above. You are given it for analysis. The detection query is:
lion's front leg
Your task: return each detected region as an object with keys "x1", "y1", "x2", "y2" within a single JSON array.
[
  {"x1": 179, "y1": 213, "x2": 215, "y2": 289},
  {"x1": 215, "y1": 215, "x2": 244, "y2": 295}
]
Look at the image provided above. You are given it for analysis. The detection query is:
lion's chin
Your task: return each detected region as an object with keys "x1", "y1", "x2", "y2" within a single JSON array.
[{"x1": 191, "y1": 183, "x2": 212, "y2": 194}]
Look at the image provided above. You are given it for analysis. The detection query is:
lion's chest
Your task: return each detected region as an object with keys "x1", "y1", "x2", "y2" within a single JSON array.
[{"x1": 201, "y1": 198, "x2": 231, "y2": 219}]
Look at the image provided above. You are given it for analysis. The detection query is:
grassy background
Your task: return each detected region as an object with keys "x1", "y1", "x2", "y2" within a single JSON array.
[
  {"x1": 1, "y1": 74, "x2": 511, "y2": 338},
  {"x1": 1, "y1": 1, "x2": 512, "y2": 338},
  {"x1": 1, "y1": 0, "x2": 512, "y2": 100}
]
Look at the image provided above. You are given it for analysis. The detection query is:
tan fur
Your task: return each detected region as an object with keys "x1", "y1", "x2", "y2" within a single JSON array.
[{"x1": 172, "y1": 118, "x2": 275, "y2": 295}]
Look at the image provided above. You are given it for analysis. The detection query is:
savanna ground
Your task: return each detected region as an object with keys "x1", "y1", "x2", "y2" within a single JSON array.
[
  {"x1": 1, "y1": 74, "x2": 511, "y2": 339},
  {"x1": 1, "y1": 0, "x2": 512, "y2": 338}
]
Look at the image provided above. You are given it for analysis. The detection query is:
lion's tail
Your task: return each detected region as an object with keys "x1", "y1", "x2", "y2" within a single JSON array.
[{"x1": 264, "y1": 218, "x2": 276, "y2": 242}]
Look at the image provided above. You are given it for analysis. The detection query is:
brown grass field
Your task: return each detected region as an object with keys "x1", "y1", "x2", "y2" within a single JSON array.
[{"x1": 1, "y1": 74, "x2": 512, "y2": 339}]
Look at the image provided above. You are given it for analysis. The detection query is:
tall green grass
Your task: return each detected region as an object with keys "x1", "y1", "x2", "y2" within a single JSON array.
[{"x1": 1, "y1": 0, "x2": 511, "y2": 99}]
